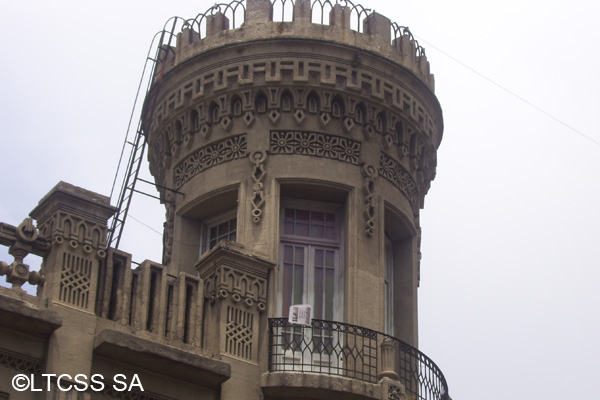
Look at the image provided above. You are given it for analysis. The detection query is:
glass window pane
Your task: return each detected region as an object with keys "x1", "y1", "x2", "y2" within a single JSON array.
[
  {"x1": 314, "y1": 267, "x2": 323, "y2": 319},
  {"x1": 326, "y1": 213, "x2": 335, "y2": 223},
  {"x1": 284, "y1": 245, "x2": 293, "y2": 263},
  {"x1": 310, "y1": 225, "x2": 324, "y2": 238},
  {"x1": 311, "y1": 211, "x2": 324, "y2": 222},
  {"x1": 293, "y1": 264, "x2": 303, "y2": 305},
  {"x1": 285, "y1": 208, "x2": 294, "y2": 219},
  {"x1": 295, "y1": 247, "x2": 304, "y2": 265},
  {"x1": 325, "y1": 250, "x2": 334, "y2": 268},
  {"x1": 325, "y1": 268, "x2": 334, "y2": 320},
  {"x1": 325, "y1": 226, "x2": 335, "y2": 239},
  {"x1": 283, "y1": 263, "x2": 292, "y2": 316},
  {"x1": 296, "y1": 209, "x2": 309, "y2": 221},
  {"x1": 284, "y1": 221, "x2": 294, "y2": 235},
  {"x1": 296, "y1": 223, "x2": 309, "y2": 236},
  {"x1": 314, "y1": 249, "x2": 324, "y2": 266},
  {"x1": 218, "y1": 221, "x2": 229, "y2": 236}
]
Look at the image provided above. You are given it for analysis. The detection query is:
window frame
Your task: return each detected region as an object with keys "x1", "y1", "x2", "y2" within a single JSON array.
[
  {"x1": 199, "y1": 208, "x2": 238, "y2": 256},
  {"x1": 277, "y1": 199, "x2": 344, "y2": 321}
]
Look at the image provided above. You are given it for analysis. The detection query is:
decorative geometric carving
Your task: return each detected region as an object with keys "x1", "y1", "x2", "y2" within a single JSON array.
[
  {"x1": 293, "y1": 109, "x2": 306, "y2": 124},
  {"x1": 59, "y1": 253, "x2": 92, "y2": 309},
  {"x1": 362, "y1": 165, "x2": 378, "y2": 237},
  {"x1": 203, "y1": 263, "x2": 268, "y2": 312},
  {"x1": 270, "y1": 131, "x2": 361, "y2": 165},
  {"x1": 146, "y1": 56, "x2": 440, "y2": 168},
  {"x1": 243, "y1": 111, "x2": 255, "y2": 127},
  {"x1": 16, "y1": 217, "x2": 38, "y2": 242},
  {"x1": 0, "y1": 348, "x2": 43, "y2": 374},
  {"x1": 97, "y1": 378, "x2": 170, "y2": 400},
  {"x1": 250, "y1": 151, "x2": 267, "y2": 224},
  {"x1": 268, "y1": 109, "x2": 281, "y2": 124},
  {"x1": 378, "y1": 152, "x2": 418, "y2": 209},
  {"x1": 398, "y1": 143, "x2": 409, "y2": 159},
  {"x1": 363, "y1": 123, "x2": 375, "y2": 139},
  {"x1": 220, "y1": 115, "x2": 232, "y2": 131},
  {"x1": 383, "y1": 132, "x2": 394, "y2": 149},
  {"x1": 225, "y1": 305, "x2": 254, "y2": 360},
  {"x1": 343, "y1": 116, "x2": 355, "y2": 132},
  {"x1": 173, "y1": 134, "x2": 247, "y2": 189},
  {"x1": 388, "y1": 384, "x2": 404, "y2": 400},
  {"x1": 319, "y1": 112, "x2": 331, "y2": 127}
]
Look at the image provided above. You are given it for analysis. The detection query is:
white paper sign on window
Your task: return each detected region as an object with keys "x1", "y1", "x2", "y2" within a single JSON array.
[{"x1": 288, "y1": 304, "x2": 312, "y2": 326}]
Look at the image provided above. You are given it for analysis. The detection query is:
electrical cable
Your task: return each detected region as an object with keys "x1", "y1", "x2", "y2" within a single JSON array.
[{"x1": 416, "y1": 36, "x2": 600, "y2": 148}]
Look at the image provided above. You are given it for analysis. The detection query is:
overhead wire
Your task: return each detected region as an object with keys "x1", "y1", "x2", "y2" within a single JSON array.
[
  {"x1": 125, "y1": 31, "x2": 600, "y2": 247},
  {"x1": 416, "y1": 36, "x2": 600, "y2": 148}
]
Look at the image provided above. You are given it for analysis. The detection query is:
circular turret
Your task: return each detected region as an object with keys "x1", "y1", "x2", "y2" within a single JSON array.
[{"x1": 141, "y1": 0, "x2": 443, "y2": 344}]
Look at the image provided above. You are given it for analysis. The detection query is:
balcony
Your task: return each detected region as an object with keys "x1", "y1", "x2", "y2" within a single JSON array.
[{"x1": 267, "y1": 318, "x2": 449, "y2": 400}]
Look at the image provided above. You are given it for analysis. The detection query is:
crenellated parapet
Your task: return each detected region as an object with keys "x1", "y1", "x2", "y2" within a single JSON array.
[{"x1": 155, "y1": 0, "x2": 433, "y2": 90}]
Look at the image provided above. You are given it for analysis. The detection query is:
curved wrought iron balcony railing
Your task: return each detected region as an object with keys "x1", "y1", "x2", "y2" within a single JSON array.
[{"x1": 268, "y1": 318, "x2": 449, "y2": 400}]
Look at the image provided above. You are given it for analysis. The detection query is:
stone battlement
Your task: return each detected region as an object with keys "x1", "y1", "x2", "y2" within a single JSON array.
[{"x1": 154, "y1": 0, "x2": 434, "y2": 91}]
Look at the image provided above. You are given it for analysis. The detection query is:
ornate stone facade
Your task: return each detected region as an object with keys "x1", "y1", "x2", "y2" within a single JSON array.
[{"x1": 0, "y1": 1, "x2": 448, "y2": 400}]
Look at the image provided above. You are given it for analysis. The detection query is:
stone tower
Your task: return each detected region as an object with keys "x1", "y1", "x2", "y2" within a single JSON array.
[{"x1": 142, "y1": 0, "x2": 445, "y2": 398}]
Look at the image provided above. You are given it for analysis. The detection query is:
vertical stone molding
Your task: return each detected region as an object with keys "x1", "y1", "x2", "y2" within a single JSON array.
[
  {"x1": 250, "y1": 151, "x2": 267, "y2": 224},
  {"x1": 362, "y1": 164, "x2": 378, "y2": 237},
  {"x1": 29, "y1": 182, "x2": 117, "y2": 312}
]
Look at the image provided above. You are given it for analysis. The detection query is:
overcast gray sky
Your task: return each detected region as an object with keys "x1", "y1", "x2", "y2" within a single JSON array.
[{"x1": 1, "y1": 1, "x2": 599, "y2": 399}]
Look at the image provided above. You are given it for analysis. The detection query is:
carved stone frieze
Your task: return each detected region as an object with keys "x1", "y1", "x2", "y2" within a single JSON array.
[
  {"x1": 197, "y1": 242, "x2": 273, "y2": 313},
  {"x1": 203, "y1": 263, "x2": 268, "y2": 312},
  {"x1": 173, "y1": 134, "x2": 248, "y2": 189},
  {"x1": 146, "y1": 56, "x2": 439, "y2": 143},
  {"x1": 378, "y1": 152, "x2": 418, "y2": 210},
  {"x1": 270, "y1": 131, "x2": 361, "y2": 165},
  {"x1": 0, "y1": 348, "x2": 43, "y2": 374}
]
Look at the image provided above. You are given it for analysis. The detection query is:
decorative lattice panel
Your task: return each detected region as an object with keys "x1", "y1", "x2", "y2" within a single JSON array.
[
  {"x1": 225, "y1": 306, "x2": 254, "y2": 360},
  {"x1": 59, "y1": 253, "x2": 91, "y2": 309}
]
